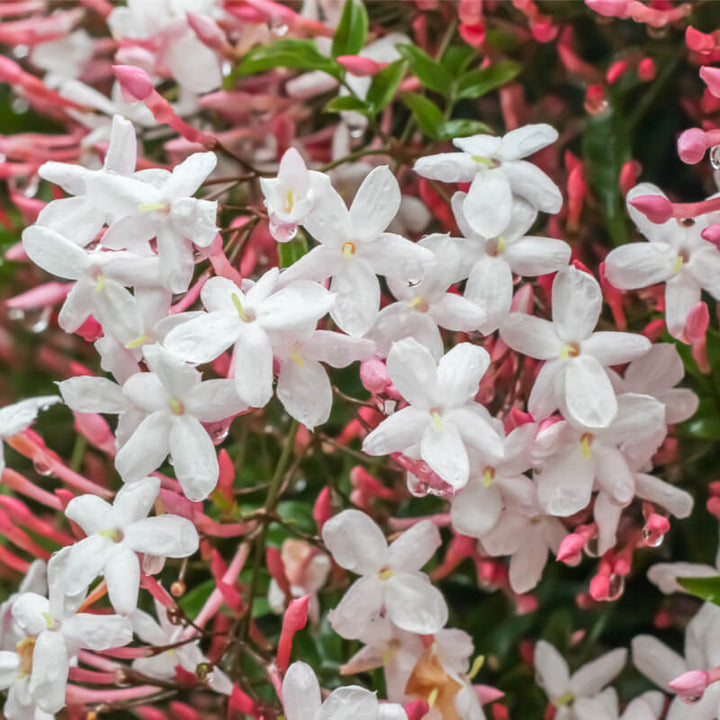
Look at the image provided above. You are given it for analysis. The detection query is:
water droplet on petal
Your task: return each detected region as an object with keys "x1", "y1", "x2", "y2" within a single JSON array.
[
  {"x1": 268, "y1": 15, "x2": 289, "y2": 36},
  {"x1": 710, "y1": 145, "x2": 720, "y2": 170},
  {"x1": 33, "y1": 454, "x2": 55, "y2": 477},
  {"x1": 585, "y1": 537, "x2": 600, "y2": 558},
  {"x1": 683, "y1": 695, "x2": 703, "y2": 705},
  {"x1": 606, "y1": 573, "x2": 625, "y2": 601},
  {"x1": 641, "y1": 527, "x2": 665, "y2": 547},
  {"x1": 270, "y1": 220, "x2": 298, "y2": 242},
  {"x1": 584, "y1": 95, "x2": 609, "y2": 115}
]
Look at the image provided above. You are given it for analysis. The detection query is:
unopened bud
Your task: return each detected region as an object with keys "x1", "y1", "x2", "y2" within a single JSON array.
[
  {"x1": 700, "y1": 66, "x2": 720, "y2": 99},
  {"x1": 112, "y1": 64, "x2": 154, "y2": 100},
  {"x1": 686, "y1": 26, "x2": 716, "y2": 54},
  {"x1": 629, "y1": 194, "x2": 673, "y2": 224},
  {"x1": 637, "y1": 57, "x2": 656, "y2": 81},
  {"x1": 336, "y1": 55, "x2": 384, "y2": 76},
  {"x1": 669, "y1": 670, "x2": 710, "y2": 703},
  {"x1": 677, "y1": 128, "x2": 708, "y2": 164},
  {"x1": 170, "y1": 580, "x2": 186, "y2": 597}
]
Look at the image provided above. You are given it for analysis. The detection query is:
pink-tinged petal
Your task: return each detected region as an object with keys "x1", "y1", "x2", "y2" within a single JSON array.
[
  {"x1": 0, "y1": 396, "x2": 61, "y2": 437},
  {"x1": 437, "y1": 342, "x2": 490, "y2": 408},
  {"x1": 384, "y1": 572, "x2": 448, "y2": 634},
  {"x1": 624, "y1": 343, "x2": 684, "y2": 393},
  {"x1": 594, "y1": 490, "x2": 623, "y2": 555},
  {"x1": 582, "y1": 331, "x2": 651, "y2": 367},
  {"x1": 169, "y1": 415, "x2": 219, "y2": 501},
  {"x1": 604, "y1": 242, "x2": 674, "y2": 290},
  {"x1": 321, "y1": 509, "x2": 387, "y2": 574},
  {"x1": 163, "y1": 152, "x2": 217, "y2": 200},
  {"x1": 186, "y1": 379, "x2": 246, "y2": 422},
  {"x1": 115, "y1": 411, "x2": 172, "y2": 483},
  {"x1": 480, "y1": 509, "x2": 528, "y2": 556},
  {"x1": 500, "y1": 123, "x2": 558, "y2": 160},
  {"x1": 282, "y1": 662, "x2": 322, "y2": 720},
  {"x1": 386, "y1": 337, "x2": 438, "y2": 409},
  {"x1": 535, "y1": 441, "x2": 594, "y2": 516},
  {"x1": 170, "y1": 198, "x2": 218, "y2": 248},
  {"x1": 363, "y1": 232, "x2": 435, "y2": 281},
  {"x1": 503, "y1": 160, "x2": 563, "y2": 214},
  {"x1": 350, "y1": 166, "x2": 401, "y2": 242},
  {"x1": 105, "y1": 544, "x2": 141, "y2": 615},
  {"x1": 101, "y1": 214, "x2": 158, "y2": 250},
  {"x1": 22, "y1": 225, "x2": 89, "y2": 280},
  {"x1": 451, "y1": 481, "x2": 502, "y2": 538},
  {"x1": 421, "y1": 420, "x2": 469, "y2": 489},
  {"x1": 362, "y1": 405, "x2": 429, "y2": 455},
  {"x1": 124, "y1": 515, "x2": 199, "y2": 557},
  {"x1": 413, "y1": 152, "x2": 478, "y2": 183},
  {"x1": 65, "y1": 494, "x2": 115, "y2": 536},
  {"x1": 599, "y1": 394, "x2": 666, "y2": 459},
  {"x1": 387, "y1": 520, "x2": 441, "y2": 572},
  {"x1": 163, "y1": 32, "x2": 222, "y2": 94},
  {"x1": 329, "y1": 259, "x2": 380, "y2": 336},
  {"x1": 157, "y1": 226, "x2": 194, "y2": 294},
  {"x1": 534, "y1": 640, "x2": 571, "y2": 699},
  {"x1": 563, "y1": 355, "x2": 617, "y2": 429},
  {"x1": 552, "y1": 266, "x2": 602, "y2": 342},
  {"x1": 62, "y1": 613, "x2": 133, "y2": 653},
  {"x1": 449, "y1": 405, "x2": 504, "y2": 461},
  {"x1": 594, "y1": 445, "x2": 634, "y2": 506},
  {"x1": 632, "y1": 635, "x2": 686, "y2": 689},
  {"x1": 500, "y1": 314, "x2": 562, "y2": 359},
  {"x1": 163, "y1": 311, "x2": 239, "y2": 363},
  {"x1": 233, "y1": 323, "x2": 274, "y2": 408},
  {"x1": 431, "y1": 292, "x2": 487, "y2": 332},
  {"x1": 113, "y1": 476, "x2": 160, "y2": 527},
  {"x1": 463, "y1": 168, "x2": 513, "y2": 239},
  {"x1": 368, "y1": 303, "x2": 443, "y2": 360},
  {"x1": 504, "y1": 236, "x2": 571, "y2": 276},
  {"x1": 570, "y1": 648, "x2": 627, "y2": 697},
  {"x1": 508, "y1": 534, "x2": 548, "y2": 594},
  {"x1": 30, "y1": 630, "x2": 69, "y2": 714},
  {"x1": 277, "y1": 358, "x2": 332, "y2": 430},
  {"x1": 302, "y1": 183, "x2": 351, "y2": 246},
  {"x1": 464, "y1": 254, "x2": 513, "y2": 333},
  {"x1": 665, "y1": 275, "x2": 701, "y2": 339},
  {"x1": 328, "y1": 575, "x2": 385, "y2": 639},
  {"x1": 38, "y1": 197, "x2": 105, "y2": 248},
  {"x1": 634, "y1": 473, "x2": 693, "y2": 519},
  {"x1": 318, "y1": 687, "x2": 378, "y2": 720}
]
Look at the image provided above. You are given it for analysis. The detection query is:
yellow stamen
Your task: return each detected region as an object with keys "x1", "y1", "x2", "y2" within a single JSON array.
[
  {"x1": 427, "y1": 688, "x2": 439, "y2": 707},
  {"x1": 290, "y1": 351, "x2": 304, "y2": 367},
  {"x1": 168, "y1": 398, "x2": 184, "y2": 415},
  {"x1": 560, "y1": 343, "x2": 580, "y2": 359},
  {"x1": 42, "y1": 612, "x2": 54, "y2": 629},
  {"x1": 431, "y1": 411, "x2": 443, "y2": 431},
  {"x1": 124, "y1": 333, "x2": 148, "y2": 349},
  {"x1": 408, "y1": 296, "x2": 424, "y2": 308},
  {"x1": 555, "y1": 691, "x2": 574, "y2": 707},
  {"x1": 138, "y1": 202, "x2": 167, "y2": 212},
  {"x1": 98, "y1": 528, "x2": 121, "y2": 541},
  {"x1": 672, "y1": 255, "x2": 684, "y2": 273},
  {"x1": 95, "y1": 274, "x2": 105, "y2": 292},
  {"x1": 471, "y1": 155, "x2": 494, "y2": 166},
  {"x1": 231, "y1": 292, "x2": 249, "y2": 321},
  {"x1": 284, "y1": 189, "x2": 294, "y2": 213},
  {"x1": 382, "y1": 647, "x2": 397, "y2": 666},
  {"x1": 468, "y1": 654, "x2": 485, "y2": 680},
  {"x1": 496, "y1": 235, "x2": 506, "y2": 254},
  {"x1": 342, "y1": 241, "x2": 356, "y2": 258},
  {"x1": 483, "y1": 467, "x2": 494, "y2": 488},
  {"x1": 379, "y1": 568, "x2": 395, "y2": 580},
  {"x1": 581, "y1": 433, "x2": 593, "y2": 460}
]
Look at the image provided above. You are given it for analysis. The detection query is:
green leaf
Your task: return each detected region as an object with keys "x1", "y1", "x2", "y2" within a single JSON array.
[
  {"x1": 323, "y1": 95, "x2": 373, "y2": 114},
  {"x1": 678, "y1": 576, "x2": 720, "y2": 605},
  {"x1": 278, "y1": 233, "x2": 309, "y2": 268},
  {"x1": 582, "y1": 106, "x2": 631, "y2": 245},
  {"x1": 676, "y1": 416, "x2": 720, "y2": 442},
  {"x1": 331, "y1": 0, "x2": 368, "y2": 58},
  {"x1": 456, "y1": 60, "x2": 520, "y2": 100},
  {"x1": 366, "y1": 59, "x2": 407, "y2": 112},
  {"x1": 178, "y1": 579, "x2": 216, "y2": 617},
  {"x1": 239, "y1": 39, "x2": 342, "y2": 79},
  {"x1": 400, "y1": 92, "x2": 443, "y2": 138},
  {"x1": 441, "y1": 45, "x2": 476, "y2": 76},
  {"x1": 396, "y1": 44, "x2": 453, "y2": 96},
  {"x1": 438, "y1": 119, "x2": 492, "y2": 141}
]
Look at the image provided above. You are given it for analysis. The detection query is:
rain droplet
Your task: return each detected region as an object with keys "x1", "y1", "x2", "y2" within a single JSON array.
[
  {"x1": 710, "y1": 145, "x2": 720, "y2": 170},
  {"x1": 8, "y1": 308, "x2": 25, "y2": 322},
  {"x1": 641, "y1": 527, "x2": 664, "y2": 548},
  {"x1": 683, "y1": 695, "x2": 703, "y2": 705},
  {"x1": 606, "y1": 573, "x2": 625, "y2": 601},
  {"x1": 271, "y1": 221, "x2": 298, "y2": 242},
  {"x1": 30, "y1": 307, "x2": 51, "y2": 334},
  {"x1": 584, "y1": 95, "x2": 609, "y2": 115},
  {"x1": 11, "y1": 96, "x2": 30, "y2": 114},
  {"x1": 268, "y1": 15, "x2": 289, "y2": 36},
  {"x1": 13, "y1": 45, "x2": 29, "y2": 59},
  {"x1": 585, "y1": 537, "x2": 600, "y2": 558},
  {"x1": 33, "y1": 454, "x2": 55, "y2": 477},
  {"x1": 401, "y1": 260, "x2": 425, "y2": 288}
]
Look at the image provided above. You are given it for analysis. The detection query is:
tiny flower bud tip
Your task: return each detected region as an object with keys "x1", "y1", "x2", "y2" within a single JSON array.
[
  {"x1": 112, "y1": 65, "x2": 154, "y2": 100},
  {"x1": 360, "y1": 356, "x2": 390, "y2": 394},
  {"x1": 556, "y1": 534, "x2": 585, "y2": 563},
  {"x1": 0, "y1": 56, "x2": 23, "y2": 83},
  {"x1": 637, "y1": 57, "x2": 656, "y2": 81},
  {"x1": 687, "y1": 26, "x2": 715, "y2": 54},
  {"x1": 585, "y1": 0, "x2": 629, "y2": 18},
  {"x1": 702, "y1": 223, "x2": 720, "y2": 248},
  {"x1": 700, "y1": 66, "x2": 720, "y2": 99},
  {"x1": 404, "y1": 700, "x2": 430, "y2": 720},
  {"x1": 669, "y1": 670, "x2": 709, "y2": 702},
  {"x1": 629, "y1": 194, "x2": 673, "y2": 223},
  {"x1": 336, "y1": 55, "x2": 382, "y2": 76},
  {"x1": 677, "y1": 128, "x2": 708, "y2": 164}
]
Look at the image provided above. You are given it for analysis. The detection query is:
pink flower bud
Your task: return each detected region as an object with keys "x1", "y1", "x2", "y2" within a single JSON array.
[
  {"x1": 589, "y1": 574, "x2": 610, "y2": 601},
  {"x1": 629, "y1": 194, "x2": 673, "y2": 223},
  {"x1": 557, "y1": 533, "x2": 586, "y2": 564},
  {"x1": 700, "y1": 66, "x2": 720, "y2": 99},
  {"x1": 619, "y1": 160, "x2": 642, "y2": 195},
  {"x1": 687, "y1": 26, "x2": 716, "y2": 54},
  {"x1": 0, "y1": 55, "x2": 23, "y2": 83},
  {"x1": 477, "y1": 685, "x2": 505, "y2": 703},
  {"x1": 277, "y1": 595, "x2": 309, "y2": 671},
  {"x1": 336, "y1": 55, "x2": 384, "y2": 76},
  {"x1": 702, "y1": 223, "x2": 720, "y2": 249},
  {"x1": 585, "y1": 0, "x2": 629, "y2": 19},
  {"x1": 669, "y1": 670, "x2": 710, "y2": 703},
  {"x1": 637, "y1": 57, "x2": 656, "y2": 81},
  {"x1": 112, "y1": 64, "x2": 154, "y2": 100},
  {"x1": 313, "y1": 486, "x2": 332, "y2": 531},
  {"x1": 677, "y1": 128, "x2": 708, "y2": 164},
  {"x1": 606, "y1": 59, "x2": 629, "y2": 84},
  {"x1": 405, "y1": 700, "x2": 430, "y2": 720},
  {"x1": 186, "y1": 12, "x2": 226, "y2": 50},
  {"x1": 360, "y1": 356, "x2": 390, "y2": 394}
]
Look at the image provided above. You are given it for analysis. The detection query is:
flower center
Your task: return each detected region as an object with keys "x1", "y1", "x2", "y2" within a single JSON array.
[
  {"x1": 471, "y1": 155, "x2": 497, "y2": 168},
  {"x1": 408, "y1": 296, "x2": 430, "y2": 313},
  {"x1": 673, "y1": 248, "x2": 690, "y2": 273},
  {"x1": 125, "y1": 333, "x2": 149, "y2": 350},
  {"x1": 488, "y1": 236, "x2": 506, "y2": 257},
  {"x1": 342, "y1": 241, "x2": 356, "y2": 258},
  {"x1": 483, "y1": 467, "x2": 495, "y2": 487},
  {"x1": 429, "y1": 408, "x2": 444, "y2": 431},
  {"x1": 560, "y1": 342, "x2": 580, "y2": 359},
  {"x1": 554, "y1": 690, "x2": 575, "y2": 707},
  {"x1": 231, "y1": 293, "x2": 254, "y2": 322},
  {"x1": 168, "y1": 397, "x2": 185, "y2": 415},
  {"x1": 290, "y1": 342, "x2": 304, "y2": 367},
  {"x1": 580, "y1": 432, "x2": 593, "y2": 459},
  {"x1": 98, "y1": 528, "x2": 124, "y2": 542},
  {"x1": 138, "y1": 202, "x2": 169, "y2": 213},
  {"x1": 284, "y1": 189, "x2": 294, "y2": 213},
  {"x1": 16, "y1": 637, "x2": 36, "y2": 676},
  {"x1": 378, "y1": 568, "x2": 394, "y2": 580}
]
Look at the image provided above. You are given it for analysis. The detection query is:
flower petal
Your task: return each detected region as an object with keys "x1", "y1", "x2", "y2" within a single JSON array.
[
  {"x1": 463, "y1": 168, "x2": 513, "y2": 239},
  {"x1": 277, "y1": 358, "x2": 332, "y2": 430},
  {"x1": 115, "y1": 411, "x2": 172, "y2": 483},
  {"x1": 570, "y1": 648, "x2": 627, "y2": 697},
  {"x1": 582, "y1": 332, "x2": 650, "y2": 366},
  {"x1": 500, "y1": 124, "x2": 558, "y2": 160},
  {"x1": 386, "y1": 337, "x2": 438, "y2": 409},
  {"x1": 105, "y1": 544, "x2": 141, "y2": 615},
  {"x1": 318, "y1": 687, "x2": 378, "y2": 720},
  {"x1": 362, "y1": 405, "x2": 429, "y2": 456},
  {"x1": 163, "y1": 311, "x2": 239, "y2": 364},
  {"x1": 504, "y1": 236, "x2": 571, "y2": 277},
  {"x1": 30, "y1": 630, "x2": 69, "y2": 713},
  {"x1": 329, "y1": 259, "x2": 380, "y2": 336},
  {"x1": 65, "y1": 494, "x2": 115, "y2": 536},
  {"x1": 503, "y1": 160, "x2": 563, "y2": 214},
  {"x1": 233, "y1": 323, "x2": 274, "y2": 408},
  {"x1": 509, "y1": 534, "x2": 548, "y2": 594},
  {"x1": 552, "y1": 267, "x2": 602, "y2": 342},
  {"x1": 421, "y1": 419, "x2": 469, "y2": 489},
  {"x1": 533, "y1": 640, "x2": 570, "y2": 700},
  {"x1": 387, "y1": 520, "x2": 441, "y2": 572},
  {"x1": 604, "y1": 243, "x2": 674, "y2": 290},
  {"x1": 282, "y1": 662, "x2": 322, "y2": 720},
  {"x1": 385, "y1": 572, "x2": 448, "y2": 634},
  {"x1": 413, "y1": 152, "x2": 478, "y2": 183},
  {"x1": 349, "y1": 166, "x2": 400, "y2": 242},
  {"x1": 437, "y1": 342, "x2": 490, "y2": 408},
  {"x1": 321, "y1": 509, "x2": 387, "y2": 574},
  {"x1": 563, "y1": 355, "x2": 617, "y2": 429},
  {"x1": 328, "y1": 575, "x2": 385, "y2": 639},
  {"x1": 124, "y1": 515, "x2": 199, "y2": 557},
  {"x1": 500, "y1": 314, "x2": 562, "y2": 359},
  {"x1": 169, "y1": 415, "x2": 219, "y2": 501}
]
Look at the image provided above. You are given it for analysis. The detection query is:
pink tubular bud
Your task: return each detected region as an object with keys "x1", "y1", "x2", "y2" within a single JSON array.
[
  {"x1": 405, "y1": 700, "x2": 430, "y2": 720},
  {"x1": 0, "y1": 55, "x2": 23, "y2": 83},
  {"x1": 585, "y1": 0, "x2": 629, "y2": 19},
  {"x1": 642, "y1": 514, "x2": 670, "y2": 546},
  {"x1": 629, "y1": 194, "x2": 673, "y2": 223},
  {"x1": 700, "y1": 66, "x2": 720, "y2": 99},
  {"x1": 556, "y1": 533, "x2": 587, "y2": 564},
  {"x1": 112, "y1": 64, "x2": 154, "y2": 100},
  {"x1": 589, "y1": 574, "x2": 610, "y2": 601},
  {"x1": 669, "y1": 670, "x2": 710, "y2": 703},
  {"x1": 637, "y1": 57, "x2": 656, "y2": 81},
  {"x1": 687, "y1": 26, "x2": 716, "y2": 54},
  {"x1": 360, "y1": 356, "x2": 390, "y2": 394},
  {"x1": 685, "y1": 301, "x2": 709, "y2": 343},
  {"x1": 606, "y1": 59, "x2": 629, "y2": 84},
  {"x1": 677, "y1": 128, "x2": 708, "y2": 164},
  {"x1": 186, "y1": 12, "x2": 226, "y2": 50},
  {"x1": 702, "y1": 223, "x2": 720, "y2": 249},
  {"x1": 336, "y1": 55, "x2": 384, "y2": 76},
  {"x1": 277, "y1": 595, "x2": 309, "y2": 672}
]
